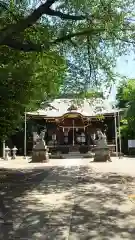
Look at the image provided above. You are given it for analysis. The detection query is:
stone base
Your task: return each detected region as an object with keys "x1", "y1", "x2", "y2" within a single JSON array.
[
  {"x1": 32, "y1": 150, "x2": 49, "y2": 163},
  {"x1": 83, "y1": 151, "x2": 94, "y2": 158},
  {"x1": 94, "y1": 148, "x2": 111, "y2": 162}
]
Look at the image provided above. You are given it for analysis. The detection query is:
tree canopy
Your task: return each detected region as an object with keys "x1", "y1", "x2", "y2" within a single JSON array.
[
  {"x1": 0, "y1": 0, "x2": 135, "y2": 140},
  {"x1": 116, "y1": 79, "x2": 135, "y2": 138},
  {"x1": 0, "y1": 0, "x2": 135, "y2": 87},
  {"x1": 0, "y1": 40, "x2": 66, "y2": 140}
]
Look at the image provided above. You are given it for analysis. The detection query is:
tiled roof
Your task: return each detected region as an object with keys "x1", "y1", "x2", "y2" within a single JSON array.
[{"x1": 27, "y1": 98, "x2": 121, "y2": 117}]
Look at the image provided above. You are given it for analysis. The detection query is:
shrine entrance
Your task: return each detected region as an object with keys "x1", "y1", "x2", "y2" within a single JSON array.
[
  {"x1": 67, "y1": 128, "x2": 87, "y2": 146},
  {"x1": 67, "y1": 129, "x2": 73, "y2": 145},
  {"x1": 57, "y1": 113, "x2": 89, "y2": 147}
]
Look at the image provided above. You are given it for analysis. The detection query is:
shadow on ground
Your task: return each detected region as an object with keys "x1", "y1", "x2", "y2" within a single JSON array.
[{"x1": 0, "y1": 166, "x2": 135, "y2": 239}]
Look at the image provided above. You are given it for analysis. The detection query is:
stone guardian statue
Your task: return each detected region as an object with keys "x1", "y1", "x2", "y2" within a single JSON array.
[
  {"x1": 94, "y1": 130, "x2": 111, "y2": 162},
  {"x1": 32, "y1": 129, "x2": 49, "y2": 162}
]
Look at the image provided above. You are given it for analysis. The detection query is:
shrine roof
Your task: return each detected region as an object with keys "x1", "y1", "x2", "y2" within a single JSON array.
[{"x1": 27, "y1": 98, "x2": 123, "y2": 118}]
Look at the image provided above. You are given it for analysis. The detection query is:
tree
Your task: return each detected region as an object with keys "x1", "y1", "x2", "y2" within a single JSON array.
[
  {"x1": 116, "y1": 79, "x2": 135, "y2": 138},
  {"x1": 116, "y1": 80, "x2": 127, "y2": 109},
  {"x1": 0, "y1": 0, "x2": 135, "y2": 87},
  {"x1": 0, "y1": 1, "x2": 66, "y2": 141},
  {"x1": 0, "y1": 0, "x2": 135, "y2": 140},
  {"x1": 0, "y1": 44, "x2": 66, "y2": 141}
]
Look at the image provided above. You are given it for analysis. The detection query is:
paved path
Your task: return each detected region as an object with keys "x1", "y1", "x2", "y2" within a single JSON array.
[{"x1": 0, "y1": 158, "x2": 135, "y2": 239}]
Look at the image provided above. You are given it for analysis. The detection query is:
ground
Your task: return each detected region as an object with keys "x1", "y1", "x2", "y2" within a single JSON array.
[{"x1": 0, "y1": 157, "x2": 135, "y2": 239}]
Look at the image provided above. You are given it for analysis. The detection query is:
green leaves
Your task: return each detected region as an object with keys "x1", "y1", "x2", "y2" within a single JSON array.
[
  {"x1": 0, "y1": 46, "x2": 66, "y2": 140},
  {"x1": 117, "y1": 79, "x2": 135, "y2": 106},
  {"x1": 117, "y1": 79, "x2": 135, "y2": 138},
  {"x1": 0, "y1": 0, "x2": 135, "y2": 139},
  {"x1": 0, "y1": 0, "x2": 134, "y2": 88}
]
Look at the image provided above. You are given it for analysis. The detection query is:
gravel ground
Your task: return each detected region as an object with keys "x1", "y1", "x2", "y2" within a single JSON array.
[{"x1": 0, "y1": 157, "x2": 135, "y2": 240}]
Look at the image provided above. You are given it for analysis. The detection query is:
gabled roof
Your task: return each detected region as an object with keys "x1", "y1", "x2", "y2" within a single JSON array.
[{"x1": 27, "y1": 98, "x2": 122, "y2": 118}]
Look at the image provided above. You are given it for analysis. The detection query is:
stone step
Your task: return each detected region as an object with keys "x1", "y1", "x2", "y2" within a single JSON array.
[
  {"x1": 69, "y1": 148, "x2": 79, "y2": 152},
  {"x1": 69, "y1": 151, "x2": 80, "y2": 154},
  {"x1": 63, "y1": 152, "x2": 84, "y2": 159}
]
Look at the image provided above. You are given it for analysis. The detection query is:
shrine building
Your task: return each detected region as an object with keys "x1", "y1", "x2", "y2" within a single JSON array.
[{"x1": 25, "y1": 97, "x2": 122, "y2": 155}]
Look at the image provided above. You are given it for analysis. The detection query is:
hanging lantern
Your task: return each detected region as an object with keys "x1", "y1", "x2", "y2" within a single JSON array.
[
  {"x1": 77, "y1": 136, "x2": 81, "y2": 143},
  {"x1": 64, "y1": 137, "x2": 68, "y2": 143},
  {"x1": 64, "y1": 130, "x2": 68, "y2": 137},
  {"x1": 52, "y1": 133, "x2": 56, "y2": 141},
  {"x1": 82, "y1": 136, "x2": 86, "y2": 144}
]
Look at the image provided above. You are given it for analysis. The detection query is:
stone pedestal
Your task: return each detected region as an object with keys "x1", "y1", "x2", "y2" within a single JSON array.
[
  {"x1": 94, "y1": 147, "x2": 110, "y2": 162},
  {"x1": 32, "y1": 140, "x2": 49, "y2": 163}
]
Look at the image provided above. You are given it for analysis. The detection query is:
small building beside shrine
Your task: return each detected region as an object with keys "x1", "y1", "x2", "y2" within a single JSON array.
[{"x1": 25, "y1": 97, "x2": 122, "y2": 155}]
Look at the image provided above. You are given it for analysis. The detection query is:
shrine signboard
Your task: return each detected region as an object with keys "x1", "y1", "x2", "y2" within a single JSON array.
[{"x1": 128, "y1": 140, "x2": 135, "y2": 148}]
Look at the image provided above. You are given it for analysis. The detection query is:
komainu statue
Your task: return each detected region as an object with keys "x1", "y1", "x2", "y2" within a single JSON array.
[
  {"x1": 94, "y1": 130, "x2": 111, "y2": 162},
  {"x1": 32, "y1": 129, "x2": 49, "y2": 163}
]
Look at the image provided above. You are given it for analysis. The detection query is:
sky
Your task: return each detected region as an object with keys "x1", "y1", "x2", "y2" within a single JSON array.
[{"x1": 109, "y1": 52, "x2": 135, "y2": 102}]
